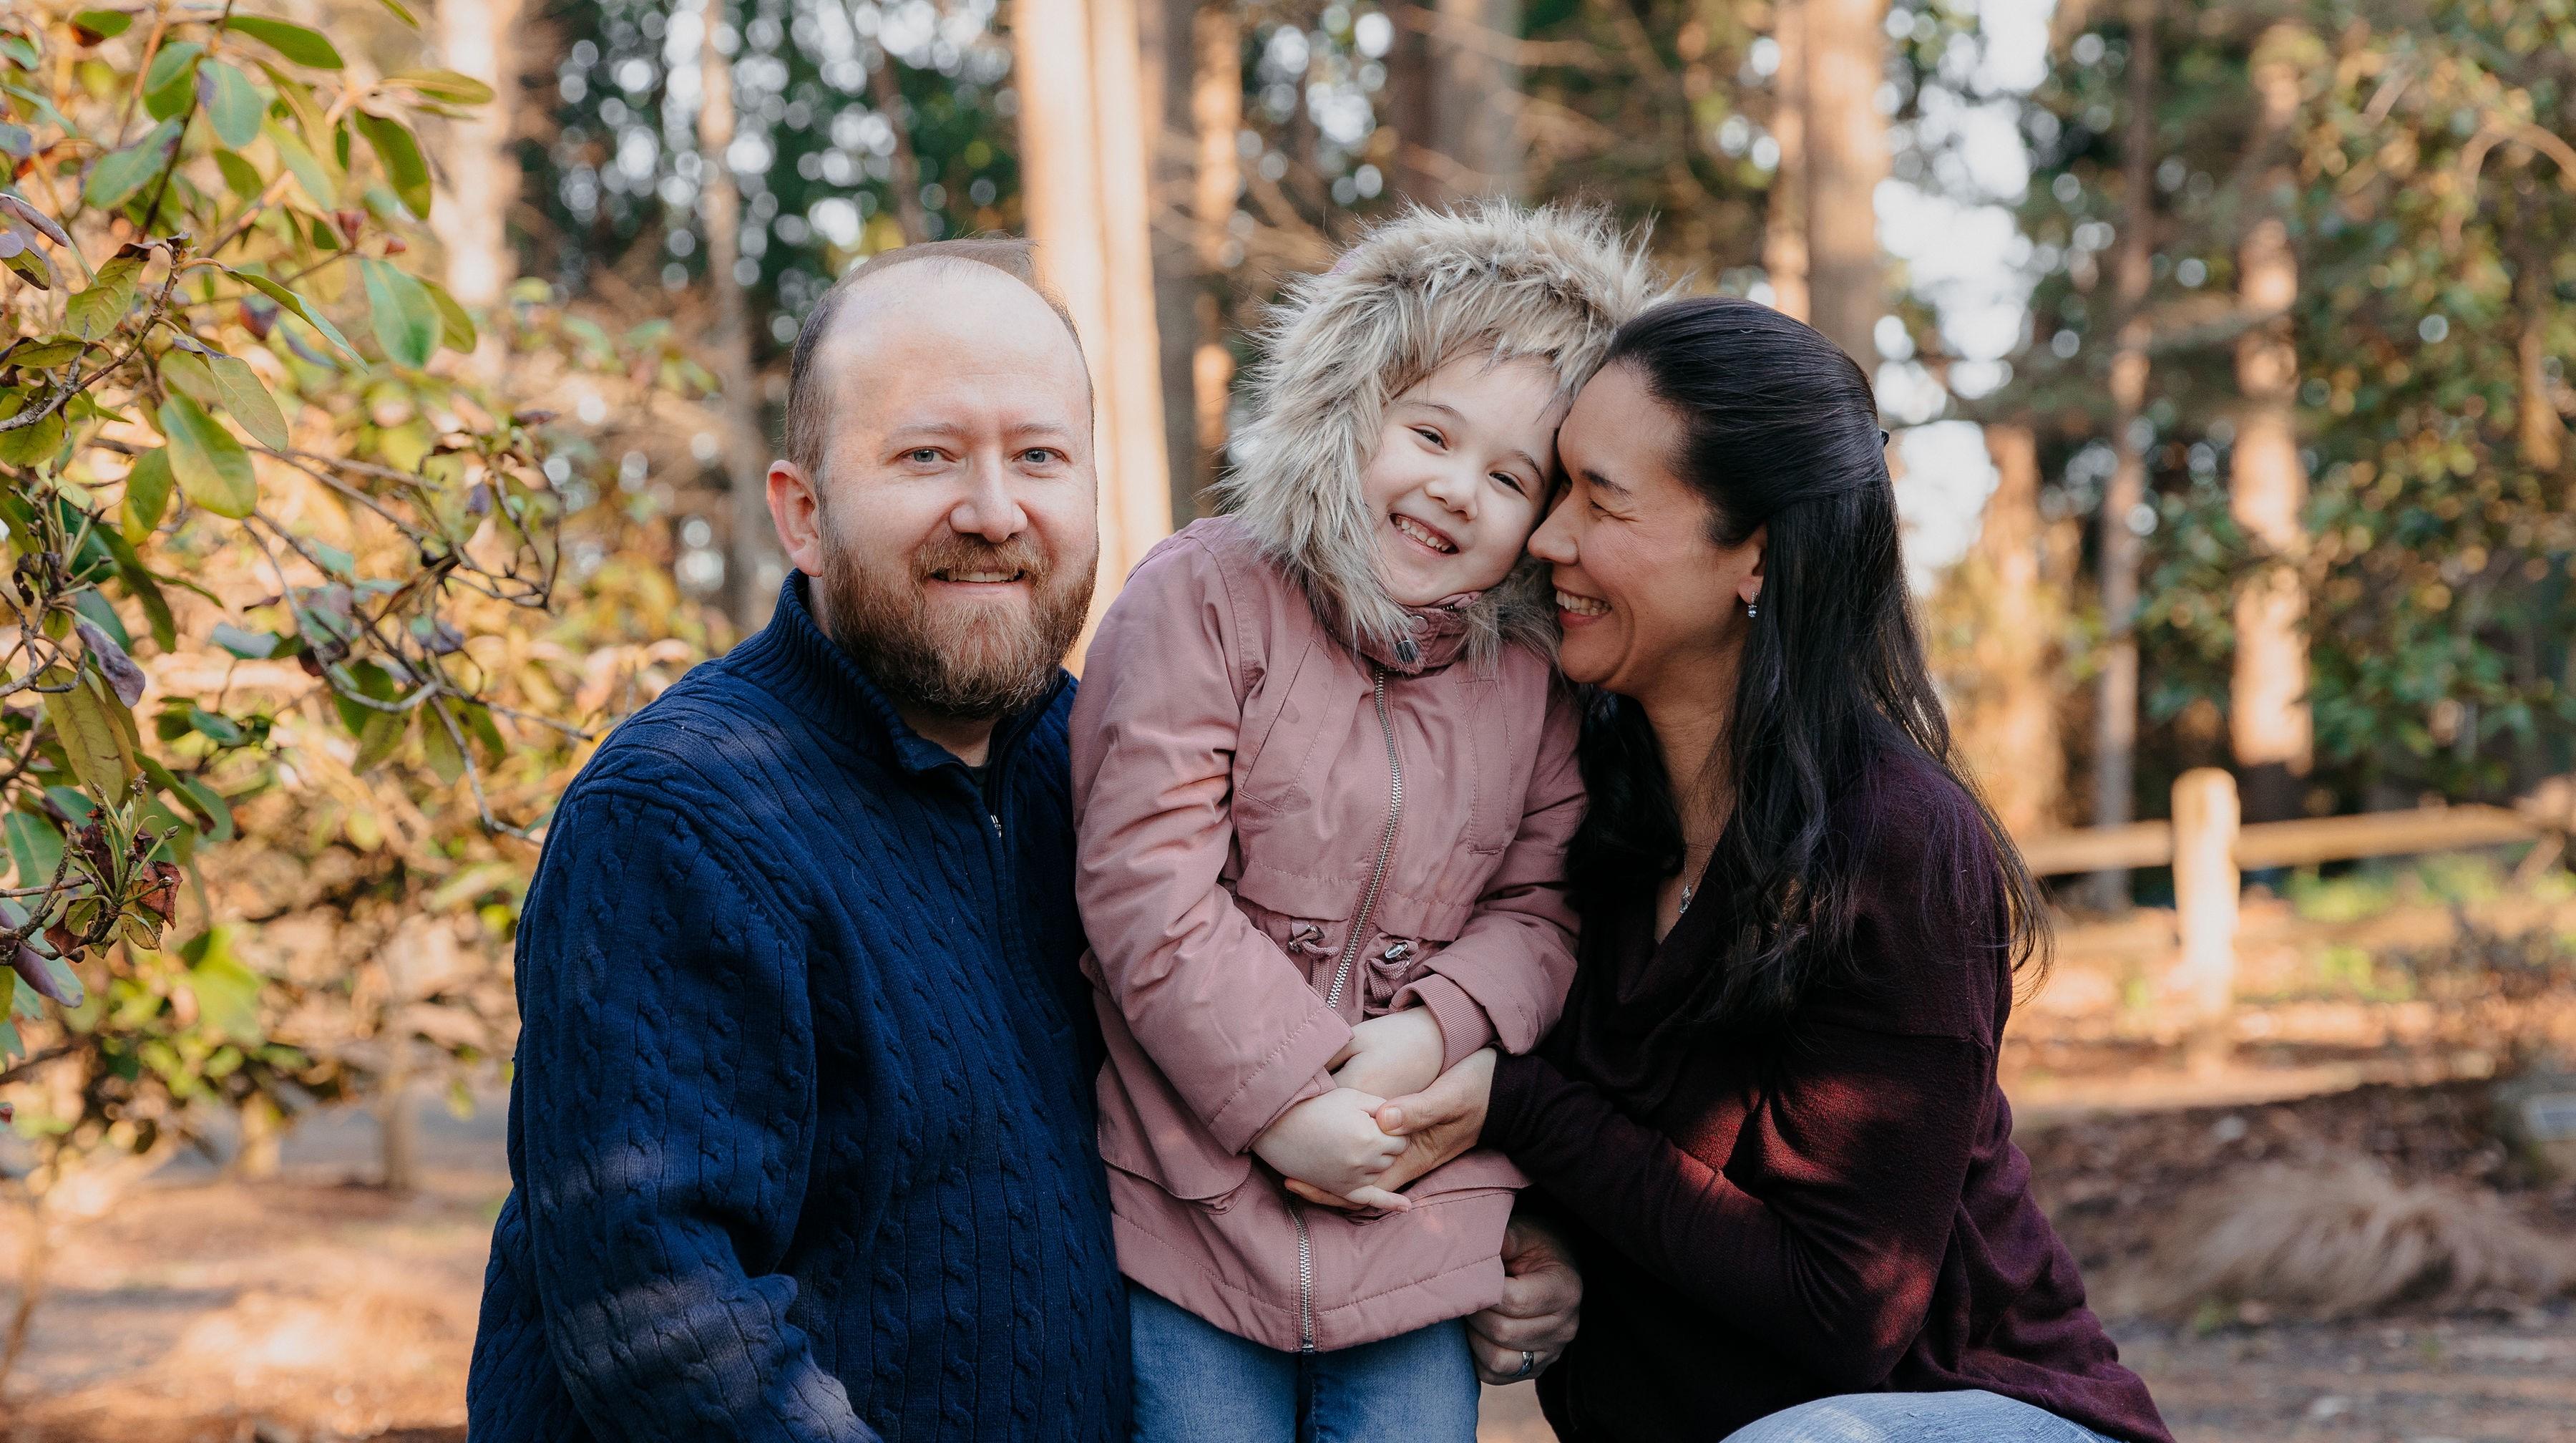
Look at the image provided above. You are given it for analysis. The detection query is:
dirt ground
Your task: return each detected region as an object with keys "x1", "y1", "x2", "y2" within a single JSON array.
[{"x1": 7, "y1": 888, "x2": 2576, "y2": 1442}]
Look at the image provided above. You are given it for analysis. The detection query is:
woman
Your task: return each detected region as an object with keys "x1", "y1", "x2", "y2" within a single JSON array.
[{"x1": 1349, "y1": 297, "x2": 2175, "y2": 1442}]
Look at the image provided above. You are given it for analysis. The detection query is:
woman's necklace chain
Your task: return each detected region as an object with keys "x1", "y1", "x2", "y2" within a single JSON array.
[{"x1": 1675, "y1": 839, "x2": 1717, "y2": 916}]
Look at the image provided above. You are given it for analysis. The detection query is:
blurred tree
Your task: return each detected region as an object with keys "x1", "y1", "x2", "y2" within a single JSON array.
[{"x1": 1996, "y1": 0, "x2": 2576, "y2": 873}]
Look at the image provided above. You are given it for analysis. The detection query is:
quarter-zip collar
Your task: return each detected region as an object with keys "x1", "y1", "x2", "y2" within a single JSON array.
[
  {"x1": 1350, "y1": 591, "x2": 1480, "y2": 676},
  {"x1": 729, "y1": 571, "x2": 1069, "y2": 783}
]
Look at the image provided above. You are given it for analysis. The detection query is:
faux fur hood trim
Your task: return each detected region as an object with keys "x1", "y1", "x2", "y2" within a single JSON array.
[{"x1": 1214, "y1": 202, "x2": 1665, "y2": 671}]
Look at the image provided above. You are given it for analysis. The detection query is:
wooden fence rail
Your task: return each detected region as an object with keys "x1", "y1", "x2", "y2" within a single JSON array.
[{"x1": 2011, "y1": 770, "x2": 2572, "y2": 1047}]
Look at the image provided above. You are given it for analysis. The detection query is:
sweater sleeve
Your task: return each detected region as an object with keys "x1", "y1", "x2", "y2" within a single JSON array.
[
  {"x1": 513, "y1": 784, "x2": 874, "y2": 1443},
  {"x1": 1070, "y1": 538, "x2": 1352, "y2": 1155},
  {"x1": 1485, "y1": 1030, "x2": 1988, "y2": 1392},
  {"x1": 1392, "y1": 681, "x2": 1584, "y2": 1067}
]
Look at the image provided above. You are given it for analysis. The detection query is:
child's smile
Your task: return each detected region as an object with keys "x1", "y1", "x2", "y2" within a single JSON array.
[{"x1": 1361, "y1": 355, "x2": 1568, "y2": 608}]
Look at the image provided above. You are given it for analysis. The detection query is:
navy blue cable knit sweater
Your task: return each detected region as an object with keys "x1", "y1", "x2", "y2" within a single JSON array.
[{"x1": 466, "y1": 573, "x2": 1129, "y2": 1443}]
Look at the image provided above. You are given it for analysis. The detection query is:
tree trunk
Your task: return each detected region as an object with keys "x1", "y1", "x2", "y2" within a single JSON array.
[
  {"x1": 866, "y1": 51, "x2": 931, "y2": 245},
  {"x1": 376, "y1": 1041, "x2": 418, "y2": 1193},
  {"x1": 433, "y1": 0, "x2": 522, "y2": 376},
  {"x1": 1762, "y1": 0, "x2": 1810, "y2": 322},
  {"x1": 702, "y1": 6, "x2": 782, "y2": 633},
  {"x1": 1189, "y1": 4, "x2": 1243, "y2": 506},
  {"x1": 233, "y1": 1092, "x2": 284, "y2": 1180},
  {"x1": 2228, "y1": 28, "x2": 2311, "y2": 826},
  {"x1": 1974, "y1": 425, "x2": 2061, "y2": 837},
  {"x1": 1802, "y1": 0, "x2": 1888, "y2": 367},
  {"x1": 1142, "y1": 0, "x2": 1204, "y2": 523},
  {"x1": 1388, "y1": 0, "x2": 1524, "y2": 203},
  {"x1": 2087, "y1": 0, "x2": 2157, "y2": 912},
  {"x1": 1012, "y1": 0, "x2": 1175, "y2": 658},
  {"x1": 2513, "y1": 180, "x2": 2565, "y2": 473}
]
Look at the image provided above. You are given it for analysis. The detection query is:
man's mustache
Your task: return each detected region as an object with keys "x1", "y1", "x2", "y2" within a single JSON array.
[{"x1": 911, "y1": 535, "x2": 1052, "y2": 585}]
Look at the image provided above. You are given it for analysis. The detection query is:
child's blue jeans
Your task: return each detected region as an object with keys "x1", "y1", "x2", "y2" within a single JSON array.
[{"x1": 1127, "y1": 1283, "x2": 1480, "y2": 1443}]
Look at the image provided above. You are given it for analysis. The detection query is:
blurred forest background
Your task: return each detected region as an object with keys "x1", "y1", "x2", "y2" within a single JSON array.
[{"x1": 4, "y1": 0, "x2": 2576, "y2": 1439}]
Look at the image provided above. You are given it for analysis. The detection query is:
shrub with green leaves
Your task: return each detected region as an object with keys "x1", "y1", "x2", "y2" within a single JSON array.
[{"x1": 0, "y1": 1, "x2": 602, "y2": 1173}]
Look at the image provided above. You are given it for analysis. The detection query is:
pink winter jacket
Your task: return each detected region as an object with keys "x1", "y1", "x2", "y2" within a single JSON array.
[{"x1": 1071, "y1": 516, "x2": 1584, "y2": 1353}]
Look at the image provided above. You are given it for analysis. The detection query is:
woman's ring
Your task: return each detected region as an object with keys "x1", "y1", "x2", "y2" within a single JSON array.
[{"x1": 1516, "y1": 1349, "x2": 1536, "y2": 1379}]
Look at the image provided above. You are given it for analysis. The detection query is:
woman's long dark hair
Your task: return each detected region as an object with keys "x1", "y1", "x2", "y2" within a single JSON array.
[{"x1": 1566, "y1": 296, "x2": 2049, "y2": 1028}]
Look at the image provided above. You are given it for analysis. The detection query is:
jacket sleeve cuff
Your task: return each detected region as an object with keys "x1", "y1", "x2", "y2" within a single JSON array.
[
  {"x1": 1394, "y1": 973, "x2": 1496, "y2": 1072},
  {"x1": 1205, "y1": 1004, "x2": 1355, "y2": 1155}
]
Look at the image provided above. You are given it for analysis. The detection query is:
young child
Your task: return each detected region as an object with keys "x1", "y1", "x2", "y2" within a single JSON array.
[{"x1": 1070, "y1": 204, "x2": 1659, "y2": 1441}]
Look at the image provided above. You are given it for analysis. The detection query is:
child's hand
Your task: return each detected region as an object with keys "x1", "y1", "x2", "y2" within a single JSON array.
[
  {"x1": 1252, "y1": 1088, "x2": 1411, "y2": 1212},
  {"x1": 1328, "y1": 1007, "x2": 1446, "y2": 1102}
]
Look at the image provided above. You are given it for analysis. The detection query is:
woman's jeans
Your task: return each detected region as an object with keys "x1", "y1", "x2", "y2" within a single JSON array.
[
  {"x1": 1720, "y1": 1389, "x2": 2123, "y2": 1443},
  {"x1": 1128, "y1": 1283, "x2": 1479, "y2": 1443}
]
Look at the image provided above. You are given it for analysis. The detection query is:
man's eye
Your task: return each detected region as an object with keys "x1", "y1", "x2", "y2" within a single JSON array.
[
  {"x1": 906, "y1": 448, "x2": 942, "y2": 465},
  {"x1": 1020, "y1": 447, "x2": 1062, "y2": 465}
]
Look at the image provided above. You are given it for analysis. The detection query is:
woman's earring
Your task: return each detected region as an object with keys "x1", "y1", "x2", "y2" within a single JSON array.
[{"x1": 1745, "y1": 598, "x2": 1759, "y2": 619}]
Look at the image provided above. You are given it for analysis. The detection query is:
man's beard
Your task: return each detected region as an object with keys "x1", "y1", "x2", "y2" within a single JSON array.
[{"x1": 814, "y1": 510, "x2": 1096, "y2": 722}]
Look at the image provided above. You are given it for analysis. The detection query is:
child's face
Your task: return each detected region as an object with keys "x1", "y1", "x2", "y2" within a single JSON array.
[{"x1": 1360, "y1": 354, "x2": 1566, "y2": 607}]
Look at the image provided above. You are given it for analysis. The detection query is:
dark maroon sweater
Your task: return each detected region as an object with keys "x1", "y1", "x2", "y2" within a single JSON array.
[{"x1": 1485, "y1": 758, "x2": 2170, "y2": 1443}]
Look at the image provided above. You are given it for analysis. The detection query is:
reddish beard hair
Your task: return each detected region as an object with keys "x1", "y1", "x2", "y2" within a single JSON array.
[{"x1": 813, "y1": 506, "x2": 1097, "y2": 722}]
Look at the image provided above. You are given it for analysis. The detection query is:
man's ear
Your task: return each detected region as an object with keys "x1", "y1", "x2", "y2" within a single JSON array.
[{"x1": 768, "y1": 460, "x2": 824, "y2": 575}]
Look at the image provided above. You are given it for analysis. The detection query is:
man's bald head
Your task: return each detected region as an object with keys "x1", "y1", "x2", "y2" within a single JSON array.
[{"x1": 782, "y1": 238, "x2": 1091, "y2": 482}]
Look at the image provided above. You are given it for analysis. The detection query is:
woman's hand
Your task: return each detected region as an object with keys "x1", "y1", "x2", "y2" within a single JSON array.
[
  {"x1": 1250, "y1": 1087, "x2": 1412, "y2": 1212},
  {"x1": 1470, "y1": 1214, "x2": 1583, "y2": 1383},
  {"x1": 1327, "y1": 1006, "x2": 1446, "y2": 1101},
  {"x1": 1282, "y1": 1048, "x2": 1494, "y2": 1212}
]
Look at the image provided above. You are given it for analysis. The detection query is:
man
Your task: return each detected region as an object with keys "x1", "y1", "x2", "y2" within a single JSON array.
[{"x1": 467, "y1": 239, "x2": 1579, "y2": 1441}]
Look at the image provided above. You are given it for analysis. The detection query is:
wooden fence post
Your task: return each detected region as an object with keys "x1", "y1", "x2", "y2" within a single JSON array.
[{"x1": 2172, "y1": 767, "x2": 2240, "y2": 1070}]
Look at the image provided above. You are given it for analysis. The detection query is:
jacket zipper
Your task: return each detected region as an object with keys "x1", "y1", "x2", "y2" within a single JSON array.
[
  {"x1": 1294, "y1": 665, "x2": 1404, "y2": 1354},
  {"x1": 1290, "y1": 1198, "x2": 1317, "y2": 1353},
  {"x1": 1323, "y1": 666, "x2": 1402, "y2": 1011}
]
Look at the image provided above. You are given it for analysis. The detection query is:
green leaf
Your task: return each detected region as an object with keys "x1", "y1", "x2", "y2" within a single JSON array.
[
  {"x1": 351, "y1": 110, "x2": 431, "y2": 219},
  {"x1": 419, "y1": 703, "x2": 464, "y2": 784},
  {"x1": 93, "y1": 525, "x2": 175, "y2": 650},
  {"x1": 262, "y1": 117, "x2": 337, "y2": 210},
  {"x1": 372, "y1": 0, "x2": 421, "y2": 26},
  {"x1": 461, "y1": 699, "x2": 507, "y2": 765},
  {"x1": 206, "y1": 352, "x2": 290, "y2": 451},
  {"x1": 0, "y1": 230, "x2": 52, "y2": 290},
  {"x1": 420, "y1": 275, "x2": 477, "y2": 352},
  {"x1": 83, "y1": 119, "x2": 181, "y2": 210},
  {"x1": 142, "y1": 40, "x2": 202, "y2": 120},
  {"x1": 0, "y1": 401, "x2": 62, "y2": 466},
  {"x1": 180, "y1": 928, "x2": 263, "y2": 1041},
  {"x1": 360, "y1": 257, "x2": 438, "y2": 369},
  {"x1": 1, "y1": 336, "x2": 84, "y2": 368},
  {"x1": 123, "y1": 447, "x2": 174, "y2": 533},
  {"x1": 69, "y1": 586, "x2": 130, "y2": 653},
  {"x1": 39, "y1": 666, "x2": 136, "y2": 796},
  {"x1": 70, "y1": 10, "x2": 135, "y2": 41},
  {"x1": 4, "y1": 811, "x2": 62, "y2": 888},
  {"x1": 386, "y1": 67, "x2": 493, "y2": 105},
  {"x1": 0, "y1": 35, "x2": 39, "y2": 72},
  {"x1": 220, "y1": 16, "x2": 342, "y2": 69},
  {"x1": 158, "y1": 392, "x2": 258, "y2": 518},
  {"x1": 203, "y1": 61, "x2": 263, "y2": 148},
  {"x1": 64, "y1": 253, "x2": 142, "y2": 339},
  {"x1": 230, "y1": 269, "x2": 362, "y2": 364},
  {"x1": 213, "y1": 146, "x2": 262, "y2": 199},
  {"x1": 179, "y1": 776, "x2": 234, "y2": 843},
  {"x1": 159, "y1": 346, "x2": 221, "y2": 407},
  {"x1": 352, "y1": 707, "x2": 404, "y2": 772},
  {"x1": 208, "y1": 622, "x2": 279, "y2": 659}
]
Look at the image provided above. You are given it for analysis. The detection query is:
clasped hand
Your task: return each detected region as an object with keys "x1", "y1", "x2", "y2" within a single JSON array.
[{"x1": 1248, "y1": 1009, "x2": 1458, "y2": 1213}]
